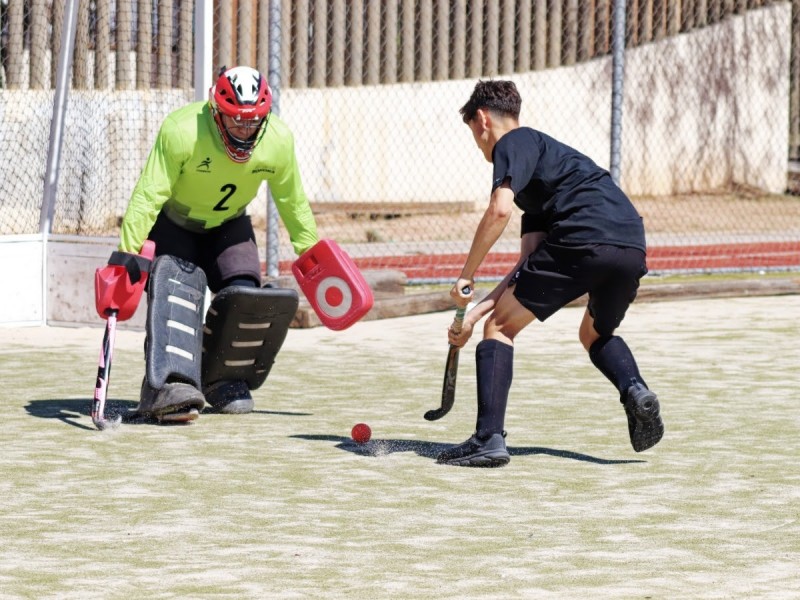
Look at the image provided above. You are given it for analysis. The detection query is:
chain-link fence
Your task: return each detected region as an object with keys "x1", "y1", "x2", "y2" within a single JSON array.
[
  {"x1": 1, "y1": 0, "x2": 799, "y2": 281},
  {"x1": 0, "y1": 0, "x2": 195, "y2": 239}
]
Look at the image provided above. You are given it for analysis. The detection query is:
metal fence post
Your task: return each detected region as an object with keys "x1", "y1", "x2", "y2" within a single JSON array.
[
  {"x1": 194, "y1": 0, "x2": 213, "y2": 101},
  {"x1": 609, "y1": 0, "x2": 627, "y2": 186},
  {"x1": 266, "y1": 0, "x2": 282, "y2": 278},
  {"x1": 39, "y1": 0, "x2": 79, "y2": 234}
]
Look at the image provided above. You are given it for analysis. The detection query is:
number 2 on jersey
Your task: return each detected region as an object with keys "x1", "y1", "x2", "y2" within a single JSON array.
[{"x1": 213, "y1": 184, "x2": 236, "y2": 211}]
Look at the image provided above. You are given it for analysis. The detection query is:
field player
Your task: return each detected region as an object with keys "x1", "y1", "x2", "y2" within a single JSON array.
[
  {"x1": 437, "y1": 79, "x2": 664, "y2": 467},
  {"x1": 115, "y1": 65, "x2": 318, "y2": 422}
]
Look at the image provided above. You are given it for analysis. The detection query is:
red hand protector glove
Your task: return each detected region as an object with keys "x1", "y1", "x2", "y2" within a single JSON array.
[{"x1": 94, "y1": 241, "x2": 155, "y2": 321}]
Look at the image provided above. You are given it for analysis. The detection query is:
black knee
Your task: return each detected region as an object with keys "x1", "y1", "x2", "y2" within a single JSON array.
[{"x1": 588, "y1": 335, "x2": 614, "y2": 362}]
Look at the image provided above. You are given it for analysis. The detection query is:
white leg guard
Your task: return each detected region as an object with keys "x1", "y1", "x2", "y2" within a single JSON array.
[{"x1": 135, "y1": 256, "x2": 207, "y2": 420}]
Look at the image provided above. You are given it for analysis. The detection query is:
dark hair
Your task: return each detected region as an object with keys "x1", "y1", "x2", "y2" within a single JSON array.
[{"x1": 459, "y1": 80, "x2": 521, "y2": 123}]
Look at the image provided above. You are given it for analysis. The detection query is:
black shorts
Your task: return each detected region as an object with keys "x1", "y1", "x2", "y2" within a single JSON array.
[
  {"x1": 512, "y1": 242, "x2": 647, "y2": 336},
  {"x1": 147, "y1": 212, "x2": 261, "y2": 293}
]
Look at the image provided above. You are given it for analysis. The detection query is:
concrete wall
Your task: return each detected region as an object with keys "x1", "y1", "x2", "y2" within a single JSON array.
[
  {"x1": 620, "y1": 3, "x2": 791, "y2": 195},
  {"x1": 279, "y1": 4, "x2": 789, "y2": 204},
  {"x1": 0, "y1": 236, "x2": 147, "y2": 329},
  {"x1": 44, "y1": 237, "x2": 149, "y2": 329}
]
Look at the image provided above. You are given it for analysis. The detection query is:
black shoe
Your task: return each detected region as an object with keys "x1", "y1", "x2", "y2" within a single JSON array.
[
  {"x1": 131, "y1": 379, "x2": 204, "y2": 423},
  {"x1": 623, "y1": 383, "x2": 664, "y2": 452},
  {"x1": 436, "y1": 432, "x2": 510, "y2": 467},
  {"x1": 203, "y1": 380, "x2": 254, "y2": 414}
]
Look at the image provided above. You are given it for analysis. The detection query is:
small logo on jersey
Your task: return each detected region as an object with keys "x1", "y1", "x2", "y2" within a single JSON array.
[
  {"x1": 252, "y1": 166, "x2": 275, "y2": 175},
  {"x1": 197, "y1": 157, "x2": 212, "y2": 172}
]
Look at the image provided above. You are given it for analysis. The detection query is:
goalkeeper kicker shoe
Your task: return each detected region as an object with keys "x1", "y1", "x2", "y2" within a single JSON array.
[
  {"x1": 436, "y1": 431, "x2": 510, "y2": 467},
  {"x1": 203, "y1": 380, "x2": 254, "y2": 414},
  {"x1": 623, "y1": 383, "x2": 664, "y2": 452},
  {"x1": 132, "y1": 378, "x2": 205, "y2": 423}
]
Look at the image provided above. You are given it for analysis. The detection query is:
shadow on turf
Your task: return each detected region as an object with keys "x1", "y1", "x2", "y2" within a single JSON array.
[
  {"x1": 291, "y1": 434, "x2": 645, "y2": 464},
  {"x1": 25, "y1": 398, "x2": 135, "y2": 431},
  {"x1": 26, "y1": 398, "x2": 312, "y2": 430}
]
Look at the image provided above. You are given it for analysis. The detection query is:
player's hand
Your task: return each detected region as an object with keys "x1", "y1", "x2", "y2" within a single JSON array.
[
  {"x1": 106, "y1": 240, "x2": 155, "y2": 284},
  {"x1": 105, "y1": 250, "x2": 151, "y2": 284},
  {"x1": 450, "y1": 278, "x2": 474, "y2": 308},
  {"x1": 447, "y1": 317, "x2": 473, "y2": 348}
]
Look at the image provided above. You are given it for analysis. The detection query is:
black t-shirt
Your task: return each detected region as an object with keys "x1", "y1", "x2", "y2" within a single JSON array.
[{"x1": 491, "y1": 127, "x2": 646, "y2": 252}]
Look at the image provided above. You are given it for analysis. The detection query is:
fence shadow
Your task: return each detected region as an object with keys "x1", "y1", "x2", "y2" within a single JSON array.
[{"x1": 291, "y1": 434, "x2": 645, "y2": 464}]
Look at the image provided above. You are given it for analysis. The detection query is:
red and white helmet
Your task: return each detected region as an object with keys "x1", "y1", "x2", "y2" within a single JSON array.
[{"x1": 209, "y1": 66, "x2": 272, "y2": 162}]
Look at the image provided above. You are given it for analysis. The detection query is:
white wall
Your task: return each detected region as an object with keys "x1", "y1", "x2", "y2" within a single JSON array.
[
  {"x1": 0, "y1": 236, "x2": 150, "y2": 329},
  {"x1": 0, "y1": 235, "x2": 44, "y2": 326}
]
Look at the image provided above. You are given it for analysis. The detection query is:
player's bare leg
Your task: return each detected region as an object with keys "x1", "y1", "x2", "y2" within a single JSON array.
[{"x1": 581, "y1": 308, "x2": 664, "y2": 452}]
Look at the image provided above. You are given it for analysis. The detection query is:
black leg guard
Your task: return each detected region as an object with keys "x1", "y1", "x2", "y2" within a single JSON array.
[
  {"x1": 201, "y1": 286, "x2": 299, "y2": 413},
  {"x1": 132, "y1": 256, "x2": 207, "y2": 422}
]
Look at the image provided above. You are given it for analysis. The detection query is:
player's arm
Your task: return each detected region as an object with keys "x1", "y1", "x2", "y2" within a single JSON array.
[
  {"x1": 452, "y1": 181, "x2": 515, "y2": 305},
  {"x1": 267, "y1": 131, "x2": 319, "y2": 256},
  {"x1": 119, "y1": 120, "x2": 184, "y2": 253},
  {"x1": 456, "y1": 229, "x2": 545, "y2": 342}
]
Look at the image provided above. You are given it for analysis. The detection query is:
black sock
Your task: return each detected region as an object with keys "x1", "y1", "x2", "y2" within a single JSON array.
[
  {"x1": 223, "y1": 277, "x2": 259, "y2": 288},
  {"x1": 588, "y1": 335, "x2": 646, "y2": 395},
  {"x1": 475, "y1": 339, "x2": 514, "y2": 438}
]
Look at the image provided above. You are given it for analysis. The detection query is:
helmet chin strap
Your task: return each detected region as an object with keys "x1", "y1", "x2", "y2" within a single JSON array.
[
  {"x1": 227, "y1": 123, "x2": 260, "y2": 147},
  {"x1": 212, "y1": 110, "x2": 271, "y2": 162}
]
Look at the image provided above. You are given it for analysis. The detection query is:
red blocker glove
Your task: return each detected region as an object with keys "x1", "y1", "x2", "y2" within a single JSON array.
[
  {"x1": 292, "y1": 239, "x2": 374, "y2": 330},
  {"x1": 94, "y1": 240, "x2": 155, "y2": 321}
]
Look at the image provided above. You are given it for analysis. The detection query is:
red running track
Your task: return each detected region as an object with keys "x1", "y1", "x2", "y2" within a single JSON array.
[{"x1": 280, "y1": 241, "x2": 800, "y2": 280}]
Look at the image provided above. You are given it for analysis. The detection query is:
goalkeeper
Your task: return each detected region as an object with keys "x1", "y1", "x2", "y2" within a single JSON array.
[{"x1": 116, "y1": 65, "x2": 318, "y2": 423}]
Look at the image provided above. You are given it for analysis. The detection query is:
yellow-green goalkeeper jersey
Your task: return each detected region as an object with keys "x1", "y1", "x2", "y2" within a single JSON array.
[{"x1": 119, "y1": 101, "x2": 318, "y2": 256}]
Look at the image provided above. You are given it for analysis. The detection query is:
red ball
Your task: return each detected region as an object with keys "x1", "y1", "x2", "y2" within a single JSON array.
[{"x1": 351, "y1": 423, "x2": 371, "y2": 444}]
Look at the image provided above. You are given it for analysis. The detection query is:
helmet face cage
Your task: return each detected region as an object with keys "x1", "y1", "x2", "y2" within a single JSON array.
[{"x1": 209, "y1": 66, "x2": 272, "y2": 162}]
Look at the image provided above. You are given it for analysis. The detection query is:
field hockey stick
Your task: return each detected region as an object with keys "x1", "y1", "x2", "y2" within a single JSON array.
[
  {"x1": 424, "y1": 286, "x2": 470, "y2": 421},
  {"x1": 92, "y1": 310, "x2": 121, "y2": 430},
  {"x1": 91, "y1": 240, "x2": 155, "y2": 430}
]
